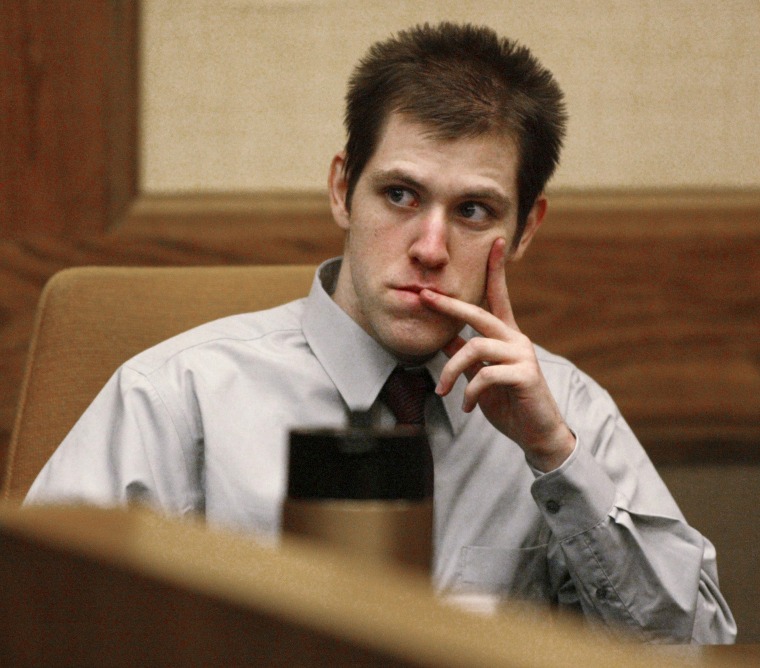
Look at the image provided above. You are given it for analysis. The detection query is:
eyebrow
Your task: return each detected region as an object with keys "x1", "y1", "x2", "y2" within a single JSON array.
[
  {"x1": 368, "y1": 168, "x2": 513, "y2": 213},
  {"x1": 368, "y1": 168, "x2": 426, "y2": 193}
]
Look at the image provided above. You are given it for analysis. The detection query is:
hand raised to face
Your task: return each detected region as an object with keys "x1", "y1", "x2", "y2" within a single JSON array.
[{"x1": 419, "y1": 238, "x2": 576, "y2": 472}]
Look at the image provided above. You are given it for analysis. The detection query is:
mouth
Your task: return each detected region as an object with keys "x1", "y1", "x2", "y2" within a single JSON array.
[
  {"x1": 388, "y1": 285, "x2": 455, "y2": 316},
  {"x1": 393, "y1": 284, "x2": 451, "y2": 298}
]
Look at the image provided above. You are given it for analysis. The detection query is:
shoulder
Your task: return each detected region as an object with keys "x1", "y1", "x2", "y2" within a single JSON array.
[
  {"x1": 534, "y1": 344, "x2": 617, "y2": 412},
  {"x1": 532, "y1": 345, "x2": 648, "y2": 467},
  {"x1": 124, "y1": 298, "x2": 307, "y2": 377}
]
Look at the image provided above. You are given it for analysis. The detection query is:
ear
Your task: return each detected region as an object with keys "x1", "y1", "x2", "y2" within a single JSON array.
[
  {"x1": 328, "y1": 152, "x2": 351, "y2": 231},
  {"x1": 509, "y1": 195, "x2": 547, "y2": 262}
]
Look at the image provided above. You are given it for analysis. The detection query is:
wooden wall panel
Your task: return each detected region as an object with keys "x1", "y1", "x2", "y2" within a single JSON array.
[
  {"x1": 0, "y1": 1, "x2": 137, "y2": 236},
  {"x1": 1, "y1": 0, "x2": 136, "y2": 474},
  {"x1": 123, "y1": 193, "x2": 760, "y2": 465},
  {"x1": 1, "y1": 1, "x2": 758, "y2": 479},
  {"x1": 2, "y1": 196, "x2": 758, "y2": 472},
  {"x1": 512, "y1": 204, "x2": 760, "y2": 464}
]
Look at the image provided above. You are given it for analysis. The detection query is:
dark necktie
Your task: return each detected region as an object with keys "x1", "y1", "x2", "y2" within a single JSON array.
[{"x1": 380, "y1": 366, "x2": 433, "y2": 426}]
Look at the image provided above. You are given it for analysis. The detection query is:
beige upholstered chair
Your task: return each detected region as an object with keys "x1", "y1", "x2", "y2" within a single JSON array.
[{"x1": 2, "y1": 265, "x2": 316, "y2": 501}]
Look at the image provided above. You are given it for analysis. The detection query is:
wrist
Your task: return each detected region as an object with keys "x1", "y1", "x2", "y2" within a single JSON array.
[{"x1": 525, "y1": 425, "x2": 576, "y2": 473}]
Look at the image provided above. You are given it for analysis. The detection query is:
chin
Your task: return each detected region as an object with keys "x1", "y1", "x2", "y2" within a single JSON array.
[
  {"x1": 377, "y1": 320, "x2": 457, "y2": 363},
  {"x1": 388, "y1": 343, "x2": 441, "y2": 364}
]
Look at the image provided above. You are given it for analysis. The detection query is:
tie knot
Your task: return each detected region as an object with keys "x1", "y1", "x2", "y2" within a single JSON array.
[{"x1": 381, "y1": 366, "x2": 433, "y2": 426}]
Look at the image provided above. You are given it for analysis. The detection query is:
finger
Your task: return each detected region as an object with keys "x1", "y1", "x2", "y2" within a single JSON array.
[
  {"x1": 460, "y1": 362, "x2": 528, "y2": 413},
  {"x1": 419, "y1": 289, "x2": 511, "y2": 340},
  {"x1": 440, "y1": 335, "x2": 466, "y2": 359},
  {"x1": 435, "y1": 336, "x2": 468, "y2": 397},
  {"x1": 436, "y1": 337, "x2": 515, "y2": 396},
  {"x1": 486, "y1": 237, "x2": 519, "y2": 331}
]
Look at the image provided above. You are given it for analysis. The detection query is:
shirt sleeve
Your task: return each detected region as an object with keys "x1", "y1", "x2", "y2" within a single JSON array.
[
  {"x1": 529, "y1": 374, "x2": 736, "y2": 644},
  {"x1": 24, "y1": 364, "x2": 204, "y2": 517}
]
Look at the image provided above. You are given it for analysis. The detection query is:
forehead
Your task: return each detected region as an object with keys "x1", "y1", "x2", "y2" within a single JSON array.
[{"x1": 365, "y1": 113, "x2": 519, "y2": 197}]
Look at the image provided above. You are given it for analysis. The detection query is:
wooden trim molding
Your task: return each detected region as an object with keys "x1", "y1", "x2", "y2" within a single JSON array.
[
  {"x1": 123, "y1": 188, "x2": 760, "y2": 237},
  {"x1": 117, "y1": 188, "x2": 760, "y2": 263},
  {"x1": 105, "y1": 0, "x2": 140, "y2": 230}
]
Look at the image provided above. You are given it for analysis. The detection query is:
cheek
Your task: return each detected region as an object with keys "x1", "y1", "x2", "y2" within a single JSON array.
[
  {"x1": 453, "y1": 234, "x2": 494, "y2": 268},
  {"x1": 348, "y1": 205, "x2": 389, "y2": 243},
  {"x1": 451, "y1": 236, "x2": 497, "y2": 301}
]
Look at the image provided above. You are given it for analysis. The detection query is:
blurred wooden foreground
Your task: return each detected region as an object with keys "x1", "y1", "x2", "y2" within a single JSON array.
[{"x1": 0, "y1": 503, "x2": 750, "y2": 667}]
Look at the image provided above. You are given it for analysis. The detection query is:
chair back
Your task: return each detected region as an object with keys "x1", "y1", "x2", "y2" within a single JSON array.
[{"x1": 2, "y1": 265, "x2": 316, "y2": 501}]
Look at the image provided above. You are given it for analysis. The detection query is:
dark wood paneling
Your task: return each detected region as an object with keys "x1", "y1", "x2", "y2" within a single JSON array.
[
  {"x1": 122, "y1": 192, "x2": 760, "y2": 464},
  {"x1": 0, "y1": 1, "x2": 137, "y2": 236},
  {"x1": 2, "y1": 195, "x2": 758, "y2": 470},
  {"x1": 511, "y1": 221, "x2": 760, "y2": 464},
  {"x1": 1, "y1": 1, "x2": 758, "y2": 476}
]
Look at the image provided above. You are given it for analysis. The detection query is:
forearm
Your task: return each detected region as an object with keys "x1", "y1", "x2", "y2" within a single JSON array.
[{"x1": 532, "y1": 443, "x2": 736, "y2": 643}]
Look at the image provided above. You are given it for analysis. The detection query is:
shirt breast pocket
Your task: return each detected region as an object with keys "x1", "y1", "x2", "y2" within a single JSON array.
[{"x1": 458, "y1": 544, "x2": 552, "y2": 601}]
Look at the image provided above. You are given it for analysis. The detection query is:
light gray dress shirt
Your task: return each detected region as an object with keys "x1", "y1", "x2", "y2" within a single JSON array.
[{"x1": 26, "y1": 259, "x2": 736, "y2": 643}]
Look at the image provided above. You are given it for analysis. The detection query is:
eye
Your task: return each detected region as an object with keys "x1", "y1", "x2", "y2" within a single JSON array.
[
  {"x1": 458, "y1": 201, "x2": 491, "y2": 223},
  {"x1": 386, "y1": 186, "x2": 417, "y2": 208}
]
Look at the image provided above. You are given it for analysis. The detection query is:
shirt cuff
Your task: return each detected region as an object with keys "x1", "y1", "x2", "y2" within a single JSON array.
[
  {"x1": 527, "y1": 427, "x2": 578, "y2": 478},
  {"x1": 529, "y1": 434, "x2": 616, "y2": 541}
]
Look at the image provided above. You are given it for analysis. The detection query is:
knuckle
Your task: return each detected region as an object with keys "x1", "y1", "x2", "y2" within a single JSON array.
[{"x1": 478, "y1": 364, "x2": 496, "y2": 382}]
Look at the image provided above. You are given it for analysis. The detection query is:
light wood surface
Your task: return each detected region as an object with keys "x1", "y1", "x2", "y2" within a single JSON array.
[{"x1": 0, "y1": 504, "x2": 747, "y2": 667}]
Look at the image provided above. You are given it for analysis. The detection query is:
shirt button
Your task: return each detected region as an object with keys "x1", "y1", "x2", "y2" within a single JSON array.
[
  {"x1": 595, "y1": 586, "x2": 609, "y2": 601},
  {"x1": 545, "y1": 500, "x2": 560, "y2": 514}
]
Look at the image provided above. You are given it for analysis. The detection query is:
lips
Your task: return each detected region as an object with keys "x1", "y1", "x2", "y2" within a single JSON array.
[
  {"x1": 394, "y1": 284, "x2": 451, "y2": 297},
  {"x1": 388, "y1": 285, "x2": 454, "y2": 315}
]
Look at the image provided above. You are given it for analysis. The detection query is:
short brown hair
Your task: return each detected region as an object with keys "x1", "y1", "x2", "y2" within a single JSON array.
[{"x1": 343, "y1": 22, "x2": 567, "y2": 243}]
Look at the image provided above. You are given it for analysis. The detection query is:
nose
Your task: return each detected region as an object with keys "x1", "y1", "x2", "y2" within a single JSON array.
[{"x1": 408, "y1": 208, "x2": 449, "y2": 269}]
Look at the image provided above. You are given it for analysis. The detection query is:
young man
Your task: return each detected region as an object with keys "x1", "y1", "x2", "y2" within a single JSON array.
[{"x1": 26, "y1": 23, "x2": 735, "y2": 643}]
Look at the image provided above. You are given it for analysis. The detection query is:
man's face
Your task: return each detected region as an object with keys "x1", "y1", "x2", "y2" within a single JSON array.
[{"x1": 329, "y1": 113, "x2": 537, "y2": 362}]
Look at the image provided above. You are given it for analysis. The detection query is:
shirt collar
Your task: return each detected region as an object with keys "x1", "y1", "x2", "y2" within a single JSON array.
[{"x1": 302, "y1": 258, "x2": 467, "y2": 431}]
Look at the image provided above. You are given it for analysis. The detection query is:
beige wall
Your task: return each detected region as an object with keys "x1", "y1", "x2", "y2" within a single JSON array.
[{"x1": 140, "y1": 0, "x2": 760, "y2": 194}]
